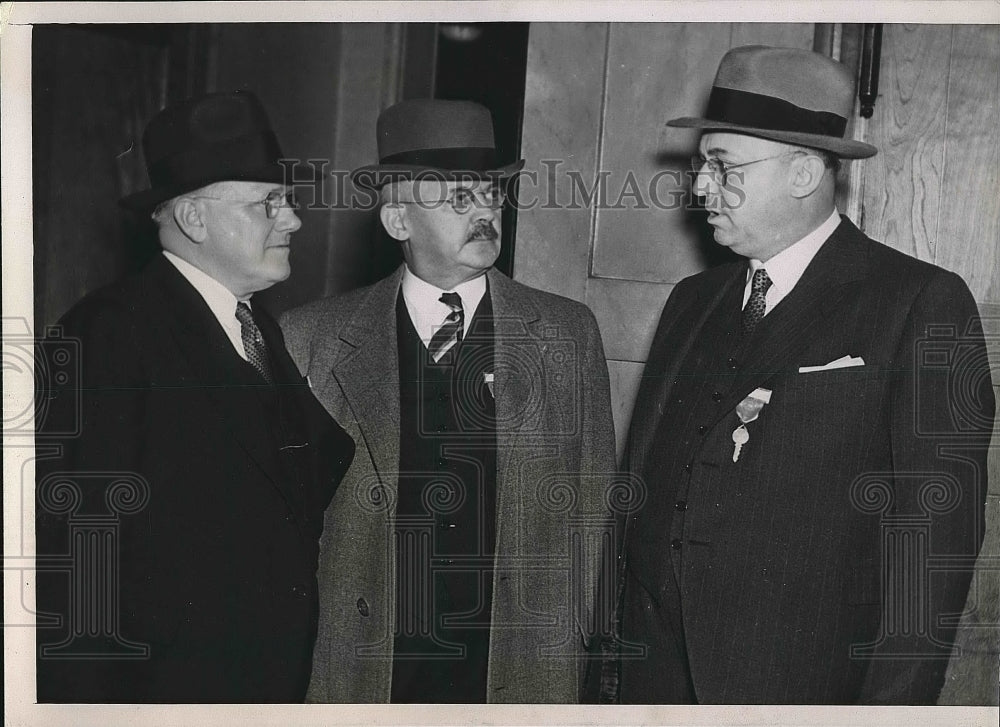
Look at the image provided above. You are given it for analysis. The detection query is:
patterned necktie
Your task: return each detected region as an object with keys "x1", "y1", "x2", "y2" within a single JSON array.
[
  {"x1": 427, "y1": 292, "x2": 464, "y2": 363},
  {"x1": 235, "y1": 302, "x2": 274, "y2": 384},
  {"x1": 741, "y1": 267, "x2": 772, "y2": 336}
]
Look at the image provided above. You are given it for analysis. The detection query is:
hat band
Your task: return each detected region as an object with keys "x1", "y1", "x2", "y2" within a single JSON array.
[
  {"x1": 705, "y1": 87, "x2": 848, "y2": 138},
  {"x1": 148, "y1": 131, "x2": 284, "y2": 188},
  {"x1": 379, "y1": 146, "x2": 498, "y2": 171}
]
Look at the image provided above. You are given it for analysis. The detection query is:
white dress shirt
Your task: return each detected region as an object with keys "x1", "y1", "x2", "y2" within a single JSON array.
[
  {"x1": 743, "y1": 209, "x2": 841, "y2": 316},
  {"x1": 400, "y1": 266, "x2": 488, "y2": 349},
  {"x1": 163, "y1": 251, "x2": 248, "y2": 360}
]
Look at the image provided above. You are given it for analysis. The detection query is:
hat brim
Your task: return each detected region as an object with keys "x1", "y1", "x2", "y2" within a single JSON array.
[
  {"x1": 350, "y1": 159, "x2": 526, "y2": 191},
  {"x1": 119, "y1": 162, "x2": 323, "y2": 212},
  {"x1": 667, "y1": 117, "x2": 877, "y2": 159}
]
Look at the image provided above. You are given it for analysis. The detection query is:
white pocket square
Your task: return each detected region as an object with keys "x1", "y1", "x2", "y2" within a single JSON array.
[{"x1": 798, "y1": 355, "x2": 865, "y2": 373}]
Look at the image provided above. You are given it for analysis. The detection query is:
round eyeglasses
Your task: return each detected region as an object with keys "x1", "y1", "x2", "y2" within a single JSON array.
[{"x1": 398, "y1": 186, "x2": 506, "y2": 214}]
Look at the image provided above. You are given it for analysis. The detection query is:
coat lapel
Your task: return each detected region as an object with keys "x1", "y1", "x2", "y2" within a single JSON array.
[
  {"x1": 486, "y1": 269, "x2": 549, "y2": 483},
  {"x1": 144, "y1": 256, "x2": 296, "y2": 508},
  {"x1": 708, "y1": 217, "x2": 872, "y2": 431},
  {"x1": 313, "y1": 268, "x2": 403, "y2": 495},
  {"x1": 627, "y1": 263, "x2": 743, "y2": 479}
]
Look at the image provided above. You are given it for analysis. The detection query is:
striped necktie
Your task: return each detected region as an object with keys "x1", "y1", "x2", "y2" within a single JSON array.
[
  {"x1": 235, "y1": 302, "x2": 274, "y2": 384},
  {"x1": 741, "y1": 267, "x2": 772, "y2": 336},
  {"x1": 427, "y1": 292, "x2": 464, "y2": 363}
]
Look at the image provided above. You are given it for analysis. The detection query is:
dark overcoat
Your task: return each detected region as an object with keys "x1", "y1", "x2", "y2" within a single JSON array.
[{"x1": 36, "y1": 254, "x2": 355, "y2": 702}]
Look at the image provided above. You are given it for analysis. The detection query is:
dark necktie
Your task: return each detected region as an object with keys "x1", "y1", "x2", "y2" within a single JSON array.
[
  {"x1": 235, "y1": 301, "x2": 274, "y2": 384},
  {"x1": 741, "y1": 267, "x2": 772, "y2": 336},
  {"x1": 427, "y1": 292, "x2": 464, "y2": 363}
]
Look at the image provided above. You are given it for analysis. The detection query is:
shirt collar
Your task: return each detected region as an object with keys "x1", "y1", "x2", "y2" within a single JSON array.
[
  {"x1": 400, "y1": 265, "x2": 488, "y2": 344},
  {"x1": 748, "y1": 209, "x2": 841, "y2": 295},
  {"x1": 162, "y1": 250, "x2": 246, "y2": 323}
]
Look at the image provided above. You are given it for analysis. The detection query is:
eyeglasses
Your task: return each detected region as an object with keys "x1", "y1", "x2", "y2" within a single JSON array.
[
  {"x1": 398, "y1": 186, "x2": 506, "y2": 214},
  {"x1": 690, "y1": 152, "x2": 796, "y2": 187},
  {"x1": 191, "y1": 190, "x2": 299, "y2": 219}
]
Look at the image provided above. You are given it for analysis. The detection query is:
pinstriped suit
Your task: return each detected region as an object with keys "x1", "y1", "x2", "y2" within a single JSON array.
[{"x1": 619, "y1": 217, "x2": 993, "y2": 704}]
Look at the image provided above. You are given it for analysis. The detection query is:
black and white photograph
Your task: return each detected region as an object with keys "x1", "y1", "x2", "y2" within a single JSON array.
[{"x1": 3, "y1": 2, "x2": 998, "y2": 726}]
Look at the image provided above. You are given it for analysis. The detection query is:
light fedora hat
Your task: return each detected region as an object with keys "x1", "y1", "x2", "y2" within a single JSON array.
[
  {"x1": 351, "y1": 99, "x2": 525, "y2": 190},
  {"x1": 121, "y1": 90, "x2": 319, "y2": 212},
  {"x1": 668, "y1": 45, "x2": 877, "y2": 159}
]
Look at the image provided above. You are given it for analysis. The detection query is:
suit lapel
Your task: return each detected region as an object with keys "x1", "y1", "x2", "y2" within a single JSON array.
[
  {"x1": 144, "y1": 256, "x2": 296, "y2": 508},
  {"x1": 314, "y1": 268, "x2": 403, "y2": 493},
  {"x1": 709, "y1": 217, "x2": 872, "y2": 430},
  {"x1": 628, "y1": 263, "x2": 743, "y2": 479}
]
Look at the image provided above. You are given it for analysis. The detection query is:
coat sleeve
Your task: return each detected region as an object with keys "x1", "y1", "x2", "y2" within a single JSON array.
[
  {"x1": 858, "y1": 269, "x2": 994, "y2": 704},
  {"x1": 36, "y1": 298, "x2": 149, "y2": 701}
]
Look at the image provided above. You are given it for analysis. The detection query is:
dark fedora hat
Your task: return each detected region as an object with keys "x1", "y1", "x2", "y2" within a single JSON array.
[
  {"x1": 120, "y1": 90, "x2": 317, "y2": 211},
  {"x1": 668, "y1": 45, "x2": 877, "y2": 159},
  {"x1": 351, "y1": 99, "x2": 525, "y2": 190}
]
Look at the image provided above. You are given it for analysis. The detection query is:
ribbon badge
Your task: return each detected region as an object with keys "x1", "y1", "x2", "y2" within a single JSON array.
[{"x1": 732, "y1": 387, "x2": 771, "y2": 463}]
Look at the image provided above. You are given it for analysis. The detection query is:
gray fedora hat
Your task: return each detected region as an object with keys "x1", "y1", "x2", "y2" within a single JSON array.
[
  {"x1": 668, "y1": 45, "x2": 877, "y2": 159},
  {"x1": 351, "y1": 99, "x2": 524, "y2": 190}
]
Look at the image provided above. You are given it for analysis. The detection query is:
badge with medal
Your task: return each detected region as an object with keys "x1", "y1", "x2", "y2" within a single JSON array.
[{"x1": 732, "y1": 387, "x2": 772, "y2": 462}]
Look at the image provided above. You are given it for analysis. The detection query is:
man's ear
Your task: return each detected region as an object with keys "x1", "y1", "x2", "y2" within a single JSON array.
[
  {"x1": 173, "y1": 197, "x2": 208, "y2": 243},
  {"x1": 380, "y1": 203, "x2": 410, "y2": 242},
  {"x1": 789, "y1": 153, "x2": 827, "y2": 199}
]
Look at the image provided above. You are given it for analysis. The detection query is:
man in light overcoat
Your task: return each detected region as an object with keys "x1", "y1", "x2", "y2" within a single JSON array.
[{"x1": 281, "y1": 99, "x2": 617, "y2": 703}]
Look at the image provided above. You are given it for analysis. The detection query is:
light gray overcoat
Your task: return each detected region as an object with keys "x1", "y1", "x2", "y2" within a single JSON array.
[{"x1": 281, "y1": 266, "x2": 617, "y2": 703}]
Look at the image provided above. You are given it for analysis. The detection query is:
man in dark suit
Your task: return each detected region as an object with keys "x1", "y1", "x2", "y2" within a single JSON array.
[
  {"x1": 615, "y1": 46, "x2": 994, "y2": 704},
  {"x1": 281, "y1": 99, "x2": 616, "y2": 703},
  {"x1": 35, "y1": 91, "x2": 355, "y2": 703}
]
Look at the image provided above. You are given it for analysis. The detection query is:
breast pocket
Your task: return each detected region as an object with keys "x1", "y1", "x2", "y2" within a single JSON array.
[{"x1": 764, "y1": 366, "x2": 889, "y2": 453}]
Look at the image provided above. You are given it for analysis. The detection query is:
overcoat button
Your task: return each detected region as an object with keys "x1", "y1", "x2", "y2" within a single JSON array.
[
  {"x1": 357, "y1": 598, "x2": 370, "y2": 617},
  {"x1": 671, "y1": 539, "x2": 683, "y2": 550}
]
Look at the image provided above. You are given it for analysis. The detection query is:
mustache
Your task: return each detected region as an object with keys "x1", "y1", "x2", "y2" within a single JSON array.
[{"x1": 467, "y1": 220, "x2": 499, "y2": 241}]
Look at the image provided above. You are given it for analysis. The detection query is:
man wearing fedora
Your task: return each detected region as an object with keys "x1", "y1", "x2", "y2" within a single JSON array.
[
  {"x1": 613, "y1": 46, "x2": 993, "y2": 704},
  {"x1": 281, "y1": 99, "x2": 616, "y2": 703},
  {"x1": 35, "y1": 91, "x2": 355, "y2": 702}
]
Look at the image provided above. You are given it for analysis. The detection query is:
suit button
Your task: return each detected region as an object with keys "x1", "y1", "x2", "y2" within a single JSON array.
[
  {"x1": 285, "y1": 512, "x2": 296, "y2": 523},
  {"x1": 437, "y1": 456, "x2": 448, "y2": 467},
  {"x1": 683, "y1": 463, "x2": 692, "y2": 472},
  {"x1": 698, "y1": 425, "x2": 707, "y2": 435},
  {"x1": 436, "y1": 423, "x2": 449, "y2": 433},
  {"x1": 712, "y1": 391, "x2": 722, "y2": 402},
  {"x1": 292, "y1": 585, "x2": 308, "y2": 598},
  {"x1": 671, "y1": 539, "x2": 683, "y2": 550},
  {"x1": 675, "y1": 501, "x2": 687, "y2": 511},
  {"x1": 728, "y1": 358, "x2": 738, "y2": 370},
  {"x1": 357, "y1": 598, "x2": 370, "y2": 617}
]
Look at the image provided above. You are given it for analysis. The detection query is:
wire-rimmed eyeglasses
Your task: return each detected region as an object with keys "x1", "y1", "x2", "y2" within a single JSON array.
[
  {"x1": 690, "y1": 153, "x2": 796, "y2": 187},
  {"x1": 190, "y1": 190, "x2": 299, "y2": 219},
  {"x1": 397, "y1": 186, "x2": 506, "y2": 215}
]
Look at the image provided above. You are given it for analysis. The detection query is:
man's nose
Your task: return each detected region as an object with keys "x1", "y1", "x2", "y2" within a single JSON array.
[
  {"x1": 692, "y1": 168, "x2": 715, "y2": 198},
  {"x1": 470, "y1": 198, "x2": 499, "y2": 222},
  {"x1": 276, "y1": 206, "x2": 303, "y2": 232}
]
